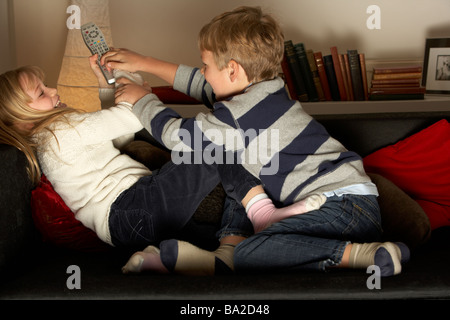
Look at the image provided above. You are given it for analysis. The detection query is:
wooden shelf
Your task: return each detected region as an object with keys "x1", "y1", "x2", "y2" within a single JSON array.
[
  {"x1": 302, "y1": 94, "x2": 450, "y2": 115},
  {"x1": 169, "y1": 94, "x2": 450, "y2": 117}
]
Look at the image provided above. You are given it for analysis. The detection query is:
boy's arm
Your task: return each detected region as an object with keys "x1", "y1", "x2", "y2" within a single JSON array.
[
  {"x1": 115, "y1": 73, "x2": 236, "y2": 153},
  {"x1": 102, "y1": 48, "x2": 178, "y2": 85},
  {"x1": 130, "y1": 94, "x2": 240, "y2": 154},
  {"x1": 102, "y1": 49, "x2": 216, "y2": 107},
  {"x1": 173, "y1": 65, "x2": 215, "y2": 108}
]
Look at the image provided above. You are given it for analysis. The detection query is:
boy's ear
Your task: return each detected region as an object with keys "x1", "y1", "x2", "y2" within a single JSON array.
[{"x1": 228, "y1": 60, "x2": 240, "y2": 82}]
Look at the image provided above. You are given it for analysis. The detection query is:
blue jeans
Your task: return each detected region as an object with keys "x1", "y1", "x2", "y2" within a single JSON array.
[
  {"x1": 234, "y1": 194, "x2": 382, "y2": 272},
  {"x1": 109, "y1": 160, "x2": 259, "y2": 248},
  {"x1": 216, "y1": 197, "x2": 254, "y2": 241}
]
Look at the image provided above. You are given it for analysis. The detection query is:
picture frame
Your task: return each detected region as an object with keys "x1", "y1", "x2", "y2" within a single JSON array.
[{"x1": 422, "y1": 38, "x2": 450, "y2": 94}]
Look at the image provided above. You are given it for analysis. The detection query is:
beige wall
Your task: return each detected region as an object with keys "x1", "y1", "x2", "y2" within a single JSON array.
[{"x1": 4, "y1": 0, "x2": 450, "y2": 88}]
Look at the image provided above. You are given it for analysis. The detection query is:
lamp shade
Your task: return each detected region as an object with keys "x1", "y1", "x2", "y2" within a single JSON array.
[{"x1": 57, "y1": 0, "x2": 113, "y2": 112}]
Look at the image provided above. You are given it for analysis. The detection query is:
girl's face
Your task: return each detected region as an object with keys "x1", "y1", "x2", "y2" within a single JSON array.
[{"x1": 19, "y1": 74, "x2": 64, "y2": 111}]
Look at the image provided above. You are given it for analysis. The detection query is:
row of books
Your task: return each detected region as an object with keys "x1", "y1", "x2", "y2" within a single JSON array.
[
  {"x1": 368, "y1": 65, "x2": 426, "y2": 100},
  {"x1": 282, "y1": 40, "x2": 369, "y2": 102}
]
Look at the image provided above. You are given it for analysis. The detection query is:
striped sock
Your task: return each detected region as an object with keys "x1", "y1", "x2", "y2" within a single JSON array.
[
  {"x1": 160, "y1": 240, "x2": 236, "y2": 276},
  {"x1": 348, "y1": 242, "x2": 410, "y2": 276}
]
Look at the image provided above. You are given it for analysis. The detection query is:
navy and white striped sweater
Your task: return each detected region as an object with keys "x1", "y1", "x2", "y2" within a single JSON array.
[{"x1": 132, "y1": 65, "x2": 373, "y2": 204}]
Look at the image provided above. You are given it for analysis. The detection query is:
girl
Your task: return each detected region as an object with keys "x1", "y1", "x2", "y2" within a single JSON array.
[{"x1": 0, "y1": 56, "x2": 320, "y2": 275}]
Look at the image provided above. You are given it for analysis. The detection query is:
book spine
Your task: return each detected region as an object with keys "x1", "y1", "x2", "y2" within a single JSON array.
[
  {"x1": 342, "y1": 54, "x2": 354, "y2": 100},
  {"x1": 306, "y1": 49, "x2": 326, "y2": 101},
  {"x1": 347, "y1": 50, "x2": 365, "y2": 101},
  {"x1": 359, "y1": 53, "x2": 369, "y2": 100},
  {"x1": 314, "y1": 52, "x2": 333, "y2": 101},
  {"x1": 284, "y1": 41, "x2": 309, "y2": 102},
  {"x1": 294, "y1": 43, "x2": 319, "y2": 102},
  {"x1": 330, "y1": 46, "x2": 347, "y2": 101},
  {"x1": 372, "y1": 72, "x2": 422, "y2": 80},
  {"x1": 373, "y1": 66, "x2": 422, "y2": 74},
  {"x1": 323, "y1": 55, "x2": 341, "y2": 101},
  {"x1": 281, "y1": 53, "x2": 298, "y2": 100},
  {"x1": 372, "y1": 83, "x2": 420, "y2": 88},
  {"x1": 371, "y1": 78, "x2": 421, "y2": 86},
  {"x1": 369, "y1": 87, "x2": 426, "y2": 95}
]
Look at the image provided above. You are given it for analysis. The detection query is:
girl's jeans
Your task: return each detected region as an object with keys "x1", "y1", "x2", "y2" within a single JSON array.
[
  {"x1": 108, "y1": 160, "x2": 258, "y2": 248},
  {"x1": 234, "y1": 194, "x2": 383, "y2": 272}
]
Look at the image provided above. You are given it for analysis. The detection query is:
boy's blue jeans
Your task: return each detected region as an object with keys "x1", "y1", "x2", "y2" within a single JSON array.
[
  {"x1": 234, "y1": 194, "x2": 382, "y2": 272},
  {"x1": 109, "y1": 160, "x2": 258, "y2": 248}
]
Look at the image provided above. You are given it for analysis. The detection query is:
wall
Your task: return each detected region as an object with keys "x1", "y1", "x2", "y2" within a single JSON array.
[
  {"x1": 8, "y1": 0, "x2": 68, "y2": 86},
  {"x1": 0, "y1": 0, "x2": 16, "y2": 72},
  {"x1": 3, "y1": 0, "x2": 450, "y2": 88}
]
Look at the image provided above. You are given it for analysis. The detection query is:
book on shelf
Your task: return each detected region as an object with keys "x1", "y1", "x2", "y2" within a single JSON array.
[
  {"x1": 371, "y1": 78, "x2": 421, "y2": 87},
  {"x1": 313, "y1": 52, "x2": 333, "y2": 101},
  {"x1": 281, "y1": 53, "x2": 298, "y2": 100},
  {"x1": 323, "y1": 55, "x2": 341, "y2": 101},
  {"x1": 359, "y1": 53, "x2": 369, "y2": 100},
  {"x1": 330, "y1": 46, "x2": 348, "y2": 101},
  {"x1": 281, "y1": 42, "x2": 369, "y2": 103},
  {"x1": 347, "y1": 50, "x2": 365, "y2": 101},
  {"x1": 368, "y1": 65, "x2": 425, "y2": 100},
  {"x1": 373, "y1": 66, "x2": 423, "y2": 74},
  {"x1": 306, "y1": 49, "x2": 326, "y2": 101},
  {"x1": 294, "y1": 43, "x2": 319, "y2": 102},
  {"x1": 284, "y1": 40, "x2": 309, "y2": 102},
  {"x1": 343, "y1": 54, "x2": 354, "y2": 101}
]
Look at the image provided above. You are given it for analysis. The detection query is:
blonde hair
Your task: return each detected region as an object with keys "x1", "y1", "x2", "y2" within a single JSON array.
[
  {"x1": 0, "y1": 66, "x2": 81, "y2": 185},
  {"x1": 198, "y1": 6, "x2": 284, "y2": 83}
]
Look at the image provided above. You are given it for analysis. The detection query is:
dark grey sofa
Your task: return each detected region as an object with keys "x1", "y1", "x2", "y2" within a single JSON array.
[{"x1": 1, "y1": 108, "x2": 450, "y2": 311}]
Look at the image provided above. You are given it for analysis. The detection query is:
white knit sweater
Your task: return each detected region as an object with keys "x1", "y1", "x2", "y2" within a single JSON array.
[{"x1": 35, "y1": 89, "x2": 153, "y2": 245}]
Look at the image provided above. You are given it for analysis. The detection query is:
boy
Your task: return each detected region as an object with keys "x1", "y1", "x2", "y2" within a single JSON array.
[{"x1": 108, "y1": 6, "x2": 409, "y2": 276}]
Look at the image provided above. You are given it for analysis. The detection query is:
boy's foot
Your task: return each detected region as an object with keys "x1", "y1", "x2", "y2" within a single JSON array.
[{"x1": 349, "y1": 242, "x2": 410, "y2": 277}]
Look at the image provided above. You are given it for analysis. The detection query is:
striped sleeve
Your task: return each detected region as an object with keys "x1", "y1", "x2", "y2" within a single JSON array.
[
  {"x1": 132, "y1": 93, "x2": 244, "y2": 153},
  {"x1": 173, "y1": 65, "x2": 215, "y2": 108}
]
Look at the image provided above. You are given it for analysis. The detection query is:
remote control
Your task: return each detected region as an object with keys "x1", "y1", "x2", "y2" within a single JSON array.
[{"x1": 81, "y1": 22, "x2": 115, "y2": 84}]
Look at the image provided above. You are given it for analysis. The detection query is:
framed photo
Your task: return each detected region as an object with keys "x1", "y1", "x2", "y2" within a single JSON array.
[{"x1": 422, "y1": 38, "x2": 450, "y2": 94}]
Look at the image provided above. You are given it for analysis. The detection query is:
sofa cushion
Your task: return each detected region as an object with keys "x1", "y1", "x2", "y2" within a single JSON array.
[
  {"x1": 30, "y1": 140, "x2": 224, "y2": 252},
  {"x1": 363, "y1": 119, "x2": 450, "y2": 231},
  {"x1": 119, "y1": 140, "x2": 171, "y2": 170},
  {"x1": 152, "y1": 86, "x2": 200, "y2": 105},
  {"x1": 367, "y1": 173, "x2": 430, "y2": 248},
  {"x1": 31, "y1": 174, "x2": 110, "y2": 252},
  {"x1": 0, "y1": 145, "x2": 38, "y2": 274}
]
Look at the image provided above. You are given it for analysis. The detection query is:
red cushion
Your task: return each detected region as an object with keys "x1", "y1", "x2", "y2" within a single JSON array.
[
  {"x1": 31, "y1": 175, "x2": 110, "y2": 252},
  {"x1": 152, "y1": 86, "x2": 200, "y2": 104},
  {"x1": 363, "y1": 119, "x2": 450, "y2": 230}
]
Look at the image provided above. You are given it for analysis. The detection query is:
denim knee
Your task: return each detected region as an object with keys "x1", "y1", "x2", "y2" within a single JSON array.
[{"x1": 216, "y1": 197, "x2": 254, "y2": 240}]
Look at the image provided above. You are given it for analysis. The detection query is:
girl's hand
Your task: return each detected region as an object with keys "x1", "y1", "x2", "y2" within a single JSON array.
[
  {"x1": 114, "y1": 78, "x2": 152, "y2": 105},
  {"x1": 101, "y1": 48, "x2": 146, "y2": 73},
  {"x1": 89, "y1": 54, "x2": 114, "y2": 88}
]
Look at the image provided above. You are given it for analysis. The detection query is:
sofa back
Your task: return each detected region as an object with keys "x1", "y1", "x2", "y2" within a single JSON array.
[{"x1": 315, "y1": 111, "x2": 450, "y2": 157}]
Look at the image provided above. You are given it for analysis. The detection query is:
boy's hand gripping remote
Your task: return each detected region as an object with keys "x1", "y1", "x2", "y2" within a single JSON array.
[{"x1": 81, "y1": 22, "x2": 115, "y2": 84}]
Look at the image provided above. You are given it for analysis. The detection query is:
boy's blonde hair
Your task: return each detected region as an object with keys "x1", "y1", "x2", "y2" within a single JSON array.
[
  {"x1": 0, "y1": 66, "x2": 80, "y2": 185},
  {"x1": 198, "y1": 6, "x2": 284, "y2": 83}
]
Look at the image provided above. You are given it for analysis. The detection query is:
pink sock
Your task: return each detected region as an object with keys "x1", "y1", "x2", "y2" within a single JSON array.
[{"x1": 246, "y1": 194, "x2": 326, "y2": 233}]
